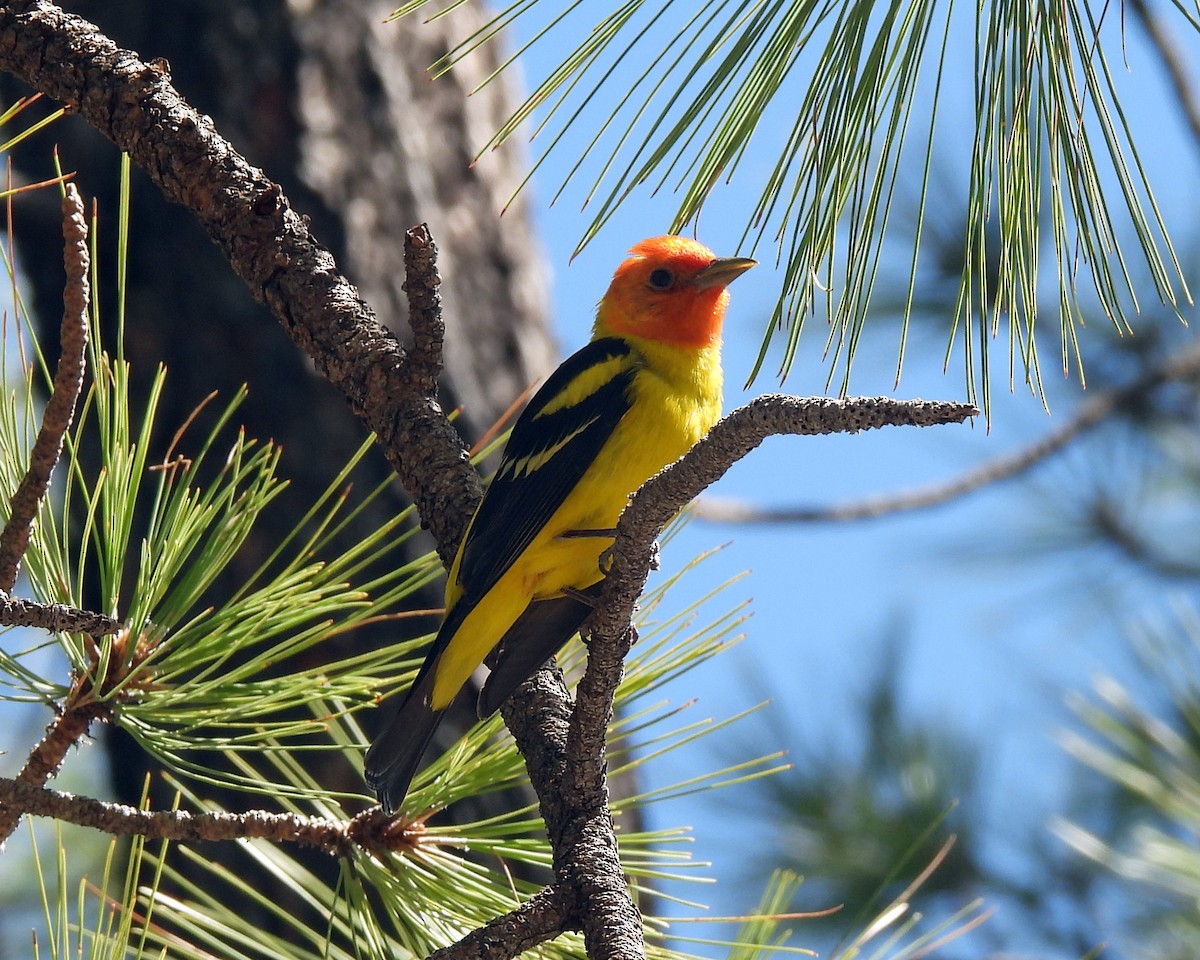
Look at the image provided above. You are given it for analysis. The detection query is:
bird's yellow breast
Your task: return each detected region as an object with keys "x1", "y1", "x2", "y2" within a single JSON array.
[
  {"x1": 517, "y1": 336, "x2": 723, "y2": 595},
  {"x1": 429, "y1": 339, "x2": 722, "y2": 708}
]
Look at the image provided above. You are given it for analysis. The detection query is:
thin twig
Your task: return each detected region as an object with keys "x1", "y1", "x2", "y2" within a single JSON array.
[
  {"x1": 0, "y1": 609, "x2": 169, "y2": 844},
  {"x1": 0, "y1": 776, "x2": 420, "y2": 856},
  {"x1": 0, "y1": 184, "x2": 104, "y2": 843},
  {"x1": 0, "y1": 620, "x2": 152, "y2": 842},
  {"x1": 0, "y1": 181, "x2": 89, "y2": 591},
  {"x1": 404, "y1": 223, "x2": 445, "y2": 396},
  {"x1": 0, "y1": 595, "x2": 119, "y2": 634},
  {"x1": 2, "y1": 619, "x2": 172, "y2": 844},
  {"x1": 0, "y1": 686, "x2": 107, "y2": 841},
  {"x1": 693, "y1": 344, "x2": 1200, "y2": 525},
  {"x1": 12, "y1": 697, "x2": 107, "y2": 786}
]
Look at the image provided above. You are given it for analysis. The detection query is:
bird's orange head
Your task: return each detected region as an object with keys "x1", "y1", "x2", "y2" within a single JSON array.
[{"x1": 594, "y1": 236, "x2": 756, "y2": 349}]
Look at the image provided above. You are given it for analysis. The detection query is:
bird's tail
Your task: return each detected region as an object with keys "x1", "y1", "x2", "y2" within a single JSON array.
[{"x1": 363, "y1": 669, "x2": 444, "y2": 815}]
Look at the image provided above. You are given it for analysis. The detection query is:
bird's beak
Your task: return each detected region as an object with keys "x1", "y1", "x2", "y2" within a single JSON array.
[{"x1": 692, "y1": 256, "x2": 757, "y2": 290}]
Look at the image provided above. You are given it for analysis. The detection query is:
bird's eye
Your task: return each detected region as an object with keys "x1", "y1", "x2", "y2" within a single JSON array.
[{"x1": 647, "y1": 268, "x2": 674, "y2": 290}]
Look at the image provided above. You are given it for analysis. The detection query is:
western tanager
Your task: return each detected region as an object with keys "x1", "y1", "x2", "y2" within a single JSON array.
[{"x1": 365, "y1": 235, "x2": 755, "y2": 813}]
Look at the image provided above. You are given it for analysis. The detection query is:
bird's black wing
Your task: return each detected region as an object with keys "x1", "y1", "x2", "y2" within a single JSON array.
[
  {"x1": 455, "y1": 337, "x2": 638, "y2": 601},
  {"x1": 365, "y1": 340, "x2": 638, "y2": 810}
]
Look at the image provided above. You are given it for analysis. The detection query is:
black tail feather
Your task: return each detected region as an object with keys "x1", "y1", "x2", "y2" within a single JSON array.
[
  {"x1": 365, "y1": 604, "x2": 475, "y2": 813},
  {"x1": 363, "y1": 673, "x2": 444, "y2": 815}
]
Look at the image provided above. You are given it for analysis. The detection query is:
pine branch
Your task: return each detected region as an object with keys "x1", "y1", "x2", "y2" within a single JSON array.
[
  {"x1": 0, "y1": 182, "x2": 89, "y2": 590},
  {"x1": 0, "y1": 776, "x2": 428, "y2": 856}
]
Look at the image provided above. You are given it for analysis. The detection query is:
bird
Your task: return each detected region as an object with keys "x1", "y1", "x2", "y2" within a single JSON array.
[{"x1": 364, "y1": 235, "x2": 755, "y2": 813}]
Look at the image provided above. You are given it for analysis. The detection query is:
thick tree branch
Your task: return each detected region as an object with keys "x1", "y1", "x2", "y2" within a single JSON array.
[
  {"x1": 592, "y1": 396, "x2": 978, "y2": 646},
  {"x1": 0, "y1": 183, "x2": 88, "y2": 590},
  {"x1": 0, "y1": 0, "x2": 481, "y2": 562}
]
